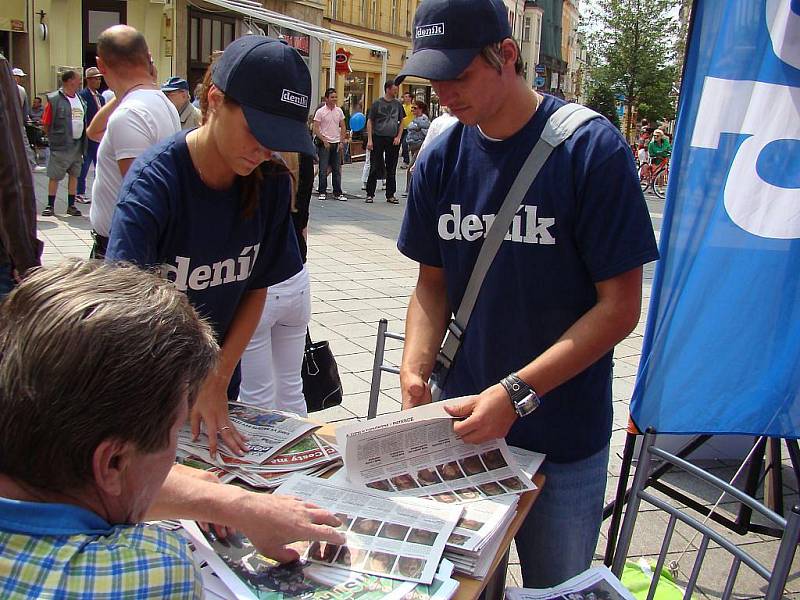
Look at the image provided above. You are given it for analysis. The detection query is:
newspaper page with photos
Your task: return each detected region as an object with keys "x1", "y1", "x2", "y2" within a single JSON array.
[
  {"x1": 273, "y1": 475, "x2": 462, "y2": 585},
  {"x1": 181, "y1": 520, "x2": 459, "y2": 600},
  {"x1": 336, "y1": 403, "x2": 536, "y2": 504},
  {"x1": 178, "y1": 403, "x2": 318, "y2": 466},
  {"x1": 506, "y1": 566, "x2": 636, "y2": 600},
  {"x1": 181, "y1": 520, "x2": 460, "y2": 600}
]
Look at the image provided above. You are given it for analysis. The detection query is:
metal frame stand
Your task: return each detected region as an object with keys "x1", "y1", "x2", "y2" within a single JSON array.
[{"x1": 603, "y1": 423, "x2": 800, "y2": 566}]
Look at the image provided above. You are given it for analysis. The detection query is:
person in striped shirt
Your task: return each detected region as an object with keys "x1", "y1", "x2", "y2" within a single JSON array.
[{"x1": 0, "y1": 260, "x2": 344, "y2": 599}]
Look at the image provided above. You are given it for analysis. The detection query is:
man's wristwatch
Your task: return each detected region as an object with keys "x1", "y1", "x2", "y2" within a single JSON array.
[{"x1": 500, "y1": 373, "x2": 540, "y2": 418}]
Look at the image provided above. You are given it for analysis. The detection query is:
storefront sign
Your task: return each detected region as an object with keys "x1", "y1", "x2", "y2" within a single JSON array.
[{"x1": 335, "y1": 47, "x2": 352, "y2": 74}]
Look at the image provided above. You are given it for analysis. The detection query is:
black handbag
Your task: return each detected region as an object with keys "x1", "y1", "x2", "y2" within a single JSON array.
[{"x1": 302, "y1": 329, "x2": 343, "y2": 413}]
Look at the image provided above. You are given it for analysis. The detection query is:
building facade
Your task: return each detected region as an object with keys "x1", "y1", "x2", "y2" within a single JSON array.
[{"x1": 521, "y1": 1, "x2": 544, "y2": 88}]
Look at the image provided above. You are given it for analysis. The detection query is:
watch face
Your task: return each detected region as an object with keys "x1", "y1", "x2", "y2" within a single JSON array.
[{"x1": 515, "y1": 394, "x2": 539, "y2": 417}]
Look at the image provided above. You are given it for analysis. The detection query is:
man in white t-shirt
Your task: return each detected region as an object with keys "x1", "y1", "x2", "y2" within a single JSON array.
[
  {"x1": 41, "y1": 70, "x2": 86, "y2": 217},
  {"x1": 312, "y1": 88, "x2": 347, "y2": 201},
  {"x1": 87, "y1": 25, "x2": 179, "y2": 258}
]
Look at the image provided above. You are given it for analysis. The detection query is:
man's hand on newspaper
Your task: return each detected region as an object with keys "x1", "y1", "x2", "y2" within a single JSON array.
[
  {"x1": 444, "y1": 384, "x2": 517, "y2": 444},
  {"x1": 191, "y1": 374, "x2": 248, "y2": 459},
  {"x1": 400, "y1": 369, "x2": 432, "y2": 409},
  {"x1": 236, "y1": 493, "x2": 345, "y2": 563}
]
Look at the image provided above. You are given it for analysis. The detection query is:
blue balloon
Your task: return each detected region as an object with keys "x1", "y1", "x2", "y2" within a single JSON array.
[{"x1": 349, "y1": 112, "x2": 366, "y2": 132}]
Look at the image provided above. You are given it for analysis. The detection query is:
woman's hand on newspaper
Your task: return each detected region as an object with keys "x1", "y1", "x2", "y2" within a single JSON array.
[
  {"x1": 444, "y1": 383, "x2": 517, "y2": 444},
  {"x1": 236, "y1": 493, "x2": 345, "y2": 563},
  {"x1": 400, "y1": 369, "x2": 432, "y2": 409},
  {"x1": 191, "y1": 373, "x2": 248, "y2": 459}
]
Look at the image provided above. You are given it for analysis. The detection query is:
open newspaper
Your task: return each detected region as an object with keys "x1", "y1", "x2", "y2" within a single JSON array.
[
  {"x1": 273, "y1": 475, "x2": 462, "y2": 585},
  {"x1": 181, "y1": 520, "x2": 460, "y2": 600},
  {"x1": 178, "y1": 403, "x2": 319, "y2": 466},
  {"x1": 506, "y1": 566, "x2": 636, "y2": 600},
  {"x1": 335, "y1": 403, "x2": 537, "y2": 503}
]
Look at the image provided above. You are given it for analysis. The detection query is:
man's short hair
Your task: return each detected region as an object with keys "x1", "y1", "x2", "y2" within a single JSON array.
[
  {"x1": 384, "y1": 80, "x2": 396, "y2": 92},
  {"x1": 60, "y1": 70, "x2": 78, "y2": 84},
  {"x1": 0, "y1": 260, "x2": 218, "y2": 492},
  {"x1": 97, "y1": 25, "x2": 151, "y2": 71},
  {"x1": 324, "y1": 87, "x2": 337, "y2": 98},
  {"x1": 480, "y1": 40, "x2": 524, "y2": 76}
]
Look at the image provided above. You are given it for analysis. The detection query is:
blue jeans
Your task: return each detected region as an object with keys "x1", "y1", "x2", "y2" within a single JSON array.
[
  {"x1": 317, "y1": 142, "x2": 342, "y2": 195},
  {"x1": 514, "y1": 443, "x2": 610, "y2": 587},
  {"x1": 0, "y1": 263, "x2": 16, "y2": 300},
  {"x1": 77, "y1": 140, "x2": 99, "y2": 195}
]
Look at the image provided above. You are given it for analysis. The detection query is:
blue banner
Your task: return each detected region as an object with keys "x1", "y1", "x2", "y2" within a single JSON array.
[{"x1": 630, "y1": 0, "x2": 800, "y2": 437}]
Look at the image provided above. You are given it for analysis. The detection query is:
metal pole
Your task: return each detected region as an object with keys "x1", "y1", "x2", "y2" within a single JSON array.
[
  {"x1": 380, "y1": 51, "x2": 388, "y2": 89},
  {"x1": 329, "y1": 40, "x2": 336, "y2": 89}
]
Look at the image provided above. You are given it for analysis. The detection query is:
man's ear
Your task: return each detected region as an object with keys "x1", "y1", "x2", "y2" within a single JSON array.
[
  {"x1": 96, "y1": 56, "x2": 106, "y2": 75},
  {"x1": 92, "y1": 438, "x2": 134, "y2": 497},
  {"x1": 500, "y1": 38, "x2": 518, "y2": 69}
]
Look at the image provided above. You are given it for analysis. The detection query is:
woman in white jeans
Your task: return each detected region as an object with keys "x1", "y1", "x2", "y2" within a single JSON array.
[{"x1": 240, "y1": 151, "x2": 314, "y2": 416}]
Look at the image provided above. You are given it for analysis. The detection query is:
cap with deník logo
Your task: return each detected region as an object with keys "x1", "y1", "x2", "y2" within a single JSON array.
[
  {"x1": 212, "y1": 35, "x2": 315, "y2": 155},
  {"x1": 396, "y1": 0, "x2": 512, "y2": 84}
]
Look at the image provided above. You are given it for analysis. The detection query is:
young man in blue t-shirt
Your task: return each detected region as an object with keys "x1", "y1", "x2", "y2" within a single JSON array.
[{"x1": 395, "y1": 0, "x2": 659, "y2": 588}]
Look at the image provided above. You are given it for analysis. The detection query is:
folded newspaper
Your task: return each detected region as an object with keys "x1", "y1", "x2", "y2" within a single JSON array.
[
  {"x1": 273, "y1": 475, "x2": 462, "y2": 585},
  {"x1": 177, "y1": 403, "x2": 340, "y2": 489},
  {"x1": 179, "y1": 403, "x2": 319, "y2": 466},
  {"x1": 335, "y1": 403, "x2": 538, "y2": 504},
  {"x1": 506, "y1": 566, "x2": 636, "y2": 600}
]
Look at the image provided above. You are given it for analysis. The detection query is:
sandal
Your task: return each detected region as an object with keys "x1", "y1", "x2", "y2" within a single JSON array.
[
  {"x1": 365, "y1": 196, "x2": 374, "y2": 203},
  {"x1": 386, "y1": 197, "x2": 399, "y2": 205}
]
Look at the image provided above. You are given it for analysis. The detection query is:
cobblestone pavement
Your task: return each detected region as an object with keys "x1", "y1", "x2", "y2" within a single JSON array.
[{"x1": 32, "y1": 160, "x2": 798, "y2": 597}]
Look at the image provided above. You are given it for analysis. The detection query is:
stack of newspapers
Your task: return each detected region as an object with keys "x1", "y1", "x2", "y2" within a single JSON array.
[
  {"x1": 176, "y1": 403, "x2": 341, "y2": 489},
  {"x1": 442, "y1": 495, "x2": 519, "y2": 577}
]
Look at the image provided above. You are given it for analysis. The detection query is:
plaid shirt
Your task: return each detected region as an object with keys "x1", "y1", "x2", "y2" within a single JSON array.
[{"x1": 0, "y1": 497, "x2": 203, "y2": 599}]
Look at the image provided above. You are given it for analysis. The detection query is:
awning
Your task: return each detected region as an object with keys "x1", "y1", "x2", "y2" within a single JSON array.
[{"x1": 189, "y1": 0, "x2": 388, "y2": 87}]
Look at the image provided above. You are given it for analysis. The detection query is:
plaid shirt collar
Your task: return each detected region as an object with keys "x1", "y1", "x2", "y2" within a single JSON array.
[{"x1": 0, "y1": 496, "x2": 115, "y2": 536}]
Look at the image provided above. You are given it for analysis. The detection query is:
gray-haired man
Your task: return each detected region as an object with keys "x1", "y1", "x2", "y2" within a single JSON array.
[{"x1": 0, "y1": 260, "x2": 344, "y2": 598}]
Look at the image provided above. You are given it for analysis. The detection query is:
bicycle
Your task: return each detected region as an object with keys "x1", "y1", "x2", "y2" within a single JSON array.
[{"x1": 640, "y1": 156, "x2": 670, "y2": 199}]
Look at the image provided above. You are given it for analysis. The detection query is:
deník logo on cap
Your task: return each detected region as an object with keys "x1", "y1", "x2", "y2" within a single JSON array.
[
  {"x1": 416, "y1": 22, "x2": 445, "y2": 38},
  {"x1": 281, "y1": 89, "x2": 309, "y2": 108}
]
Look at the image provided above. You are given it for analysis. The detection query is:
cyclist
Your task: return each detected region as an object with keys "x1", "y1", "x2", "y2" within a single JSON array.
[{"x1": 648, "y1": 128, "x2": 671, "y2": 171}]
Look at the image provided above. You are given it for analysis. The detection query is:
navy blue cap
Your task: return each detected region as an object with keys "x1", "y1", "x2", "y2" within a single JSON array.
[
  {"x1": 161, "y1": 76, "x2": 190, "y2": 92},
  {"x1": 396, "y1": 0, "x2": 512, "y2": 84},
  {"x1": 212, "y1": 35, "x2": 314, "y2": 156}
]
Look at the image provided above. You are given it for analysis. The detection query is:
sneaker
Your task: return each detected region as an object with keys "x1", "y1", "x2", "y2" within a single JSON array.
[
  {"x1": 400, "y1": 163, "x2": 409, "y2": 169},
  {"x1": 361, "y1": 183, "x2": 367, "y2": 190},
  {"x1": 365, "y1": 196, "x2": 374, "y2": 203},
  {"x1": 75, "y1": 194, "x2": 91, "y2": 204},
  {"x1": 336, "y1": 194, "x2": 348, "y2": 201},
  {"x1": 387, "y1": 197, "x2": 399, "y2": 205},
  {"x1": 41, "y1": 205, "x2": 54, "y2": 217},
  {"x1": 381, "y1": 181, "x2": 386, "y2": 190},
  {"x1": 66, "y1": 205, "x2": 82, "y2": 217},
  {"x1": 33, "y1": 165, "x2": 47, "y2": 173},
  {"x1": 317, "y1": 193, "x2": 326, "y2": 200}
]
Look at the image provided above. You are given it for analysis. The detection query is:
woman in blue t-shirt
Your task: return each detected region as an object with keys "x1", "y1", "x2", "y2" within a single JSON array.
[{"x1": 106, "y1": 36, "x2": 317, "y2": 458}]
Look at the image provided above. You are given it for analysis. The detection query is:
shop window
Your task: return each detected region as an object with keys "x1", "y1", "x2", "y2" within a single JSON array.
[{"x1": 188, "y1": 8, "x2": 237, "y2": 91}]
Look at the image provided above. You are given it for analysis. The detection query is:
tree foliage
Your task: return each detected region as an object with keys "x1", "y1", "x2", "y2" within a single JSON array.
[
  {"x1": 583, "y1": 0, "x2": 680, "y2": 139},
  {"x1": 586, "y1": 81, "x2": 620, "y2": 128}
]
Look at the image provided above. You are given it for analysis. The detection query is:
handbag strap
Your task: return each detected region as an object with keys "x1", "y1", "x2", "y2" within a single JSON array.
[{"x1": 437, "y1": 103, "x2": 601, "y2": 369}]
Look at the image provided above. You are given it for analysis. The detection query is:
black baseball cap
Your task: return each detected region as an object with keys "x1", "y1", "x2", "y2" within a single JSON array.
[
  {"x1": 161, "y1": 76, "x2": 189, "y2": 92},
  {"x1": 212, "y1": 35, "x2": 315, "y2": 156},
  {"x1": 396, "y1": 0, "x2": 511, "y2": 84}
]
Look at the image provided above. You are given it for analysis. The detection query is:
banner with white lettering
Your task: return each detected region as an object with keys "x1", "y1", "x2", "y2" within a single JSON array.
[{"x1": 630, "y1": 0, "x2": 800, "y2": 437}]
